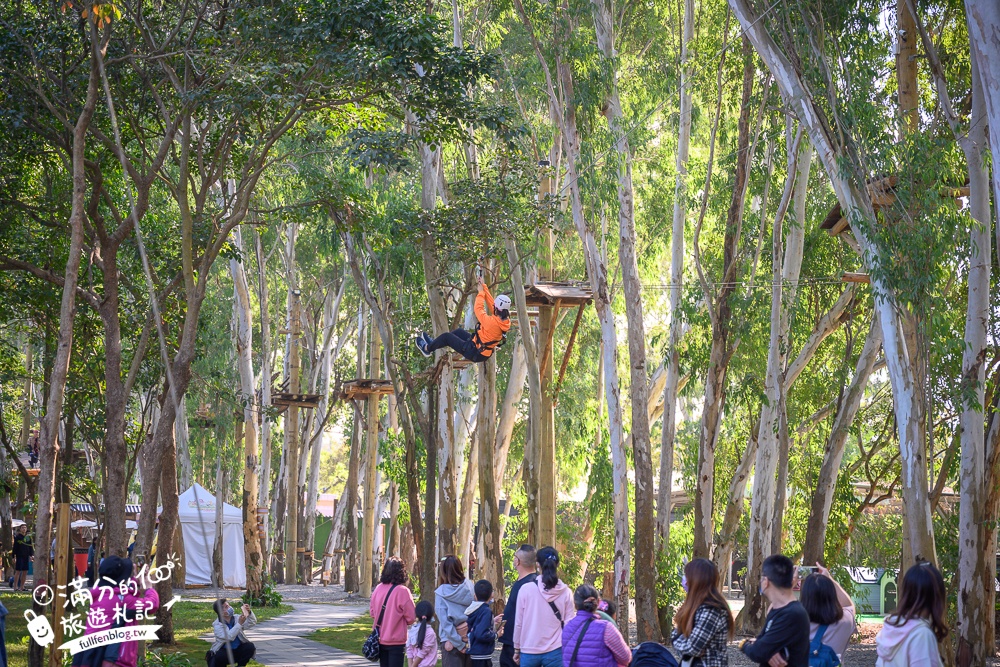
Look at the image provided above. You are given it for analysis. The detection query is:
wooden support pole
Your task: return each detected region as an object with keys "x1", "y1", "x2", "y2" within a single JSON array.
[
  {"x1": 538, "y1": 298, "x2": 558, "y2": 548},
  {"x1": 360, "y1": 327, "x2": 381, "y2": 597},
  {"x1": 50, "y1": 502, "x2": 70, "y2": 667},
  {"x1": 554, "y1": 304, "x2": 586, "y2": 401},
  {"x1": 538, "y1": 299, "x2": 562, "y2": 375}
]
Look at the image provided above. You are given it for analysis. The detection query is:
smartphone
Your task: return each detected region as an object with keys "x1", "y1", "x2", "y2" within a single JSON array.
[{"x1": 798, "y1": 565, "x2": 817, "y2": 579}]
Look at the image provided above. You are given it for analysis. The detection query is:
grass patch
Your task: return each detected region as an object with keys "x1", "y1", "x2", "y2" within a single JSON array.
[
  {"x1": 306, "y1": 613, "x2": 374, "y2": 655},
  {"x1": 307, "y1": 615, "x2": 442, "y2": 667},
  {"x1": 3, "y1": 591, "x2": 32, "y2": 667},
  {"x1": 0, "y1": 590, "x2": 290, "y2": 667}
]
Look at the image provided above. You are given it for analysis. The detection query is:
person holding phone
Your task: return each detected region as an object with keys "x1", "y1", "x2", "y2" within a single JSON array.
[
  {"x1": 798, "y1": 563, "x2": 856, "y2": 662},
  {"x1": 211, "y1": 598, "x2": 257, "y2": 667}
]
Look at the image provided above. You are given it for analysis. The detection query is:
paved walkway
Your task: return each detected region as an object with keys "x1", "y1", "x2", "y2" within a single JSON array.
[
  {"x1": 203, "y1": 602, "x2": 370, "y2": 667},
  {"x1": 178, "y1": 581, "x2": 369, "y2": 606}
]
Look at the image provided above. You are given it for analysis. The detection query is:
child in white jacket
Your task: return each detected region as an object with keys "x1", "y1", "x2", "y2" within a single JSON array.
[{"x1": 875, "y1": 563, "x2": 947, "y2": 667}]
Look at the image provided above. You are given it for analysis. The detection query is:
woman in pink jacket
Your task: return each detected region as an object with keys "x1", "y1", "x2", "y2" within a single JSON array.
[
  {"x1": 72, "y1": 556, "x2": 160, "y2": 667},
  {"x1": 370, "y1": 557, "x2": 417, "y2": 667},
  {"x1": 512, "y1": 547, "x2": 575, "y2": 667}
]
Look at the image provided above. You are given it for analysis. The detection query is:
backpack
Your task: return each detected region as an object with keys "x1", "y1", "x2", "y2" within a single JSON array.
[
  {"x1": 631, "y1": 641, "x2": 681, "y2": 667},
  {"x1": 808, "y1": 625, "x2": 841, "y2": 667}
]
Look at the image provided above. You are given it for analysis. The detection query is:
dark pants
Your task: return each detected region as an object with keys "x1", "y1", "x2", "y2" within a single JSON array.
[
  {"x1": 442, "y1": 646, "x2": 471, "y2": 667},
  {"x1": 378, "y1": 643, "x2": 405, "y2": 667},
  {"x1": 499, "y1": 643, "x2": 517, "y2": 667},
  {"x1": 471, "y1": 659, "x2": 492, "y2": 667},
  {"x1": 213, "y1": 642, "x2": 255, "y2": 667},
  {"x1": 426, "y1": 329, "x2": 487, "y2": 362}
]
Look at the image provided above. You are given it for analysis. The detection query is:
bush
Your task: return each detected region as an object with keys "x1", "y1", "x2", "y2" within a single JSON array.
[
  {"x1": 243, "y1": 576, "x2": 283, "y2": 607},
  {"x1": 140, "y1": 650, "x2": 194, "y2": 667}
]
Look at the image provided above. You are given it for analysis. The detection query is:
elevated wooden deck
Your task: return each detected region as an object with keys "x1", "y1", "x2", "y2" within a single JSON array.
[{"x1": 524, "y1": 281, "x2": 593, "y2": 306}]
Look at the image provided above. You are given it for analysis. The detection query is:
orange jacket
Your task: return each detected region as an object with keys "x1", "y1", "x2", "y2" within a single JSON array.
[{"x1": 473, "y1": 284, "x2": 511, "y2": 357}]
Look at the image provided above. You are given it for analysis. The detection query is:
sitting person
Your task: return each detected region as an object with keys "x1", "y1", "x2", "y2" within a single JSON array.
[
  {"x1": 210, "y1": 599, "x2": 257, "y2": 667},
  {"x1": 416, "y1": 275, "x2": 511, "y2": 362}
]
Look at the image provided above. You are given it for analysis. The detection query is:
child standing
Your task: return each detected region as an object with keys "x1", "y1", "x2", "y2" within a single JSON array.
[
  {"x1": 466, "y1": 580, "x2": 501, "y2": 667},
  {"x1": 406, "y1": 601, "x2": 438, "y2": 667}
]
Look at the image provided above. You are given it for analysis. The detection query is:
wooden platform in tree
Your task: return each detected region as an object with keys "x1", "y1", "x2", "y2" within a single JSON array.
[
  {"x1": 338, "y1": 379, "x2": 394, "y2": 401},
  {"x1": 821, "y1": 175, "x2": 970, "y2": 236},
  {"x1": 272, "y1": 392, "x2": 323, "y2": 413},
  {"x1": 524, "y1": 281, "x2": 593, "y2": 306}
]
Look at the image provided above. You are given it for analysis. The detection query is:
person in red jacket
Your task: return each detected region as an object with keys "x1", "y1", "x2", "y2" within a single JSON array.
[{"x1": 416, "y1": 275, "x2": 511, "y2": 362}]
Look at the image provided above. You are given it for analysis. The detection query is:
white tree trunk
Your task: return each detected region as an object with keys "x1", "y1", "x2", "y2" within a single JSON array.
[
  {"x1": 230, "y1": 225, "x2": 264, "y2": 595},
  {"x1": 494, "y1": 338, "x2": 528, "y2": 487},
  {"x1": 744, "y1": 127, "x2": 804, "y2": 628},
  {"x1": 456, "y1": 304, "x2": 478, "y2": 568},
  {"x1": 713, "y1": 281, "x2": 853, "y2": 576},
  {"x1": 802, "y1": 316, "x2": 882, "y2": 563},
  {"x1": 254, "y1": 231, "x2": 274, "y2": 567},
  {"x1": 504, "y1": 240, "x2": 543, "y2": 544},
  {"x1": 964, "y1": 0, "x2": 1000, "y2": 267},
  {"x1": 657, "y1": 0, "x2": 693, "y2": 552},
  {"x1": 562, "y1": 69, "x2": 629, "y2": 635},
  {"x1": 729, "y1": 0, "x2": 937, "y2": 565},
  {"x1": 590, "y1": 0, "x2": 657, "y2": 640},
  {"x1": 304, "y1": 286, "x2": 340, "y2": 584},
  {"x1": 954, "y1": 45, "x2": 993, "y2": 666}
]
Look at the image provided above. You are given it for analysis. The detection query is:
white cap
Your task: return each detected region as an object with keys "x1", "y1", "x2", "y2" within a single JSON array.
[{"x1": 494, "y1": 294, "x2": 512, "y2": 311}]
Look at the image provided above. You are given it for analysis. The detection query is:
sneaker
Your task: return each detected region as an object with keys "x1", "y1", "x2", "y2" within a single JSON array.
[
  {"x1": 416, "y1": 336, "x2": 431, "y2": 357},
  {"x1": 421, "y1": 331, "x2": 433, "y2": 346}
]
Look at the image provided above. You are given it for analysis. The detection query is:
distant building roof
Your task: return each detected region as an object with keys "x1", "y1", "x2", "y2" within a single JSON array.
[{"x1": 72, "y1": 504, "x2": 142, "y2": 514}]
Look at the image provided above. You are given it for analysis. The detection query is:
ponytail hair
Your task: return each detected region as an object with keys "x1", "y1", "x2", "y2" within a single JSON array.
[
  {"x1": 414, "y1": 600, "x2": 434, "y2": 648},
  {"x1": 536, "y1": 546, "x2": 560, "y2": 591},
  {"x1": 574, "y1": 584, "x2": 600, "y2": 613}
]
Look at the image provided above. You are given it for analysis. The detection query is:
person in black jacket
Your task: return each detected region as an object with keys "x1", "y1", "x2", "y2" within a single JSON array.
[
  {"x1": 465, "y1": 580, "x2": 499, "y2": 667},
  {"x1": 739, "y1": 555, "x2": 810, "y2": 667},
  {"x1": 499, "y1": 544, "x2": 536, "y2": 667},
  {"x1": 12, "y1": 526, "x2": 32, "y2": 592}
]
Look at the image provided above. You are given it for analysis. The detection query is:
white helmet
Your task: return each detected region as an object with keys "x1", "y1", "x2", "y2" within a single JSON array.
[{"x1": 494, "y1": 294, "x2": 512, "y2": 312}]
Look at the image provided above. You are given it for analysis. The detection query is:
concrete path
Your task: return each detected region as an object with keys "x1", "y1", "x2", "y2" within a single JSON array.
[
  {"x1": 203, "y1": 602, "x2": 370, "y2": 667},
  {"x1": 178, "y1": 581, "x2": 369, "y2": 606}
]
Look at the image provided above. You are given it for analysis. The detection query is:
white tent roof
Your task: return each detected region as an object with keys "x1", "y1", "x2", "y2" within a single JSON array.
[{"x1": 163, "y1": 483, "x2": 243, "y2": 525}]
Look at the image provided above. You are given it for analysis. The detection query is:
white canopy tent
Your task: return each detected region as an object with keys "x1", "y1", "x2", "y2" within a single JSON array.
[{"x1": 162, "y1": 483, "x2": 246, "y2": 588}]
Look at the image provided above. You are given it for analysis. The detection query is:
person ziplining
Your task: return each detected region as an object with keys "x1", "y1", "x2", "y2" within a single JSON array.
[{"x1": 416, "y1": 272, "x2": 511, "y2": 362}]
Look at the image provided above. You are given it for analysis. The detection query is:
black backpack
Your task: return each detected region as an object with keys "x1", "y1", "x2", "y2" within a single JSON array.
[{"x1": 631, "y1": 641, "x2": 681, "y2": 667}]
